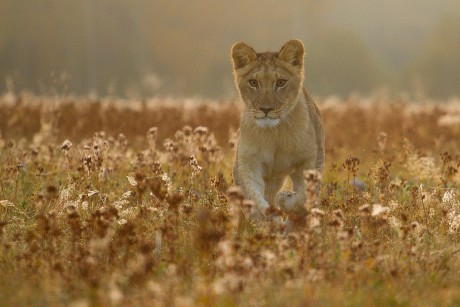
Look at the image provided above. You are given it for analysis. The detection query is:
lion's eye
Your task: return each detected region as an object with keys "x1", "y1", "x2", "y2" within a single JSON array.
[
  {"x1": 276, "y1": 79, "x2": 287, "y2": 88},
  {"x1": 248, "y1": 79, "x2": 258, "y2": 88}
]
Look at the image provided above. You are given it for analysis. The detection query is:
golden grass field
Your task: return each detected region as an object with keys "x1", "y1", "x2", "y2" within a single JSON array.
[{"x1": 1, "y1": 93, "x2": 460, "y2": 306}]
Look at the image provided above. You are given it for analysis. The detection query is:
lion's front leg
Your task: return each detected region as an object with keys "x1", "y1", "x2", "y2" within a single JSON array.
[
  {"x1": 264, "y1": 177, "x2": 284, "y2": 208},
  {"x1": 233, "y1": 160, "x2": 269, "y2": 216}
]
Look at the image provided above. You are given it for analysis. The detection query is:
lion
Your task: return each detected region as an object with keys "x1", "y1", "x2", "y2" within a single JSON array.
[{"x1": 231, "y1": 39, "x2": 325, "y2": 219}]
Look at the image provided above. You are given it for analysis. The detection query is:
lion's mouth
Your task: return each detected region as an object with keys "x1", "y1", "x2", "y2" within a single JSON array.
[{"x1": 255, "y1": 117, "x2": 280, "y2": 128}]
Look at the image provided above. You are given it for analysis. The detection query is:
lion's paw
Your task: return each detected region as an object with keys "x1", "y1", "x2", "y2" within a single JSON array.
[{"x1": 277, "y1": 191, "x2": 308, "y2": 216}]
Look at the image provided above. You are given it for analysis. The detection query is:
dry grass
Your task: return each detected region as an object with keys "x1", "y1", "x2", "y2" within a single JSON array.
[{"x1": 1, "y1": 93, "x2": 460, "y2": 306}]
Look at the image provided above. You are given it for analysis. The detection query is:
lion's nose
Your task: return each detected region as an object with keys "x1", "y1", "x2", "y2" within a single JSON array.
[{"x1": 259, "y1": 107, "x2": 274, "y2": 116}]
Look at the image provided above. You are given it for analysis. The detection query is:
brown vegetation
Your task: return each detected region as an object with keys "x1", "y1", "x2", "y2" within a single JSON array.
[{"x1": 1, "y1": 93, "x2": 460, "y2": 306}]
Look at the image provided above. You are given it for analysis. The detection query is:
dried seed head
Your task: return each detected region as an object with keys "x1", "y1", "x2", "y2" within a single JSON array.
[
  {"x1": 332, "y1": 209, "x2": 344, "y2": 219},
  {"x1": 118, "y1": 133, "x2": 126, "y2": 142},
  {"x1": 442, "y1": 190, "x2": 456, "y2": 205},
  {"x1": 87, "y1": 190, "x2": 99, "y2": 197},
  {"x1": 378, "y1": 132, "x2": 388, "y2": 153},
  {"x1": 182, "y1": 125, "x2": 193, "y2": 136},
  {"x1": 118, "y1": 218, "x2": 127, "y2": 225},
  {"x1": 310, "y1": 208, "x2": 325, "y2": 216},
  {"x1": 227, "y1": 186, "x2": 244, "y2": 201},
  {"x1": 337, "y1": 230, "x2": 349, "y2": 241},
  {"x1": 127, "y1": 176, "x2": 138, "y2": 187},
  {"x1": 189, "y1": 155, "x2": 202, "y2": 176},
  {"x1": 182, "y1": 203, "x2": 193, "y2": 214},
  {"x1": 60, "y1": 139, "x2": 72, "y2": 151},
  {"x1": 329, "y1": 218, "x2": 344, "y2": 228},
  {"x1": 303, "y1": 169, "x2": 323, "y2": 183},
  {"x1": 343, "y1": 155, "x2": 360, "y2": 175},
  {"x1": 65, "y1": 202, "x2": 77, "y2": 214},
  {"x1": 266, "y1": 206, "x2": 282, "y2": 217},
  {"x1": 174, "y1": 130, "x2": 185, "y2": 141},
  {"x1": 228, "y1": 129, "x2": 239, "y2": 148},
  {"x1": 147, "y1": 127, "x2": 158, "y2": 138},
  {"x1": 147, "y1": 127, "x2": 158, "y2": 149},
  {"x1": 194, "y1": 126, "x2": 208, "y2": 136},
  {"x1": 358, "y1": 203, "x2": 371, "y2": 213},
  {"x1": 309, "y1": 216, "x2": 321, "y2": 229},
  {"x1": 163, "y1": 138, "x2": 175, "y2": 152},
  {"x1": 371, "y1": 204, "x2": 390, "y2": 217}
]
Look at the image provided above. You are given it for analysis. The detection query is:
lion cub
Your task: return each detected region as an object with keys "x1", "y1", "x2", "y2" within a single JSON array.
[{"x1": 231, "y1": 39, "x2": 325, "y2": 217}]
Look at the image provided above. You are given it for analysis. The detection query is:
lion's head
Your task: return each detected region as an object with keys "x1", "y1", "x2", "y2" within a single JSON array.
[{"x1": 231, "y1": 40, "x2": 305, "y2": 128}]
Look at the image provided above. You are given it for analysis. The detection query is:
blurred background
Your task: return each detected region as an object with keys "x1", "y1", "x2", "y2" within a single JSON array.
[{"x1": 1, "y1": 0, "x2": 459, "y2": 99}]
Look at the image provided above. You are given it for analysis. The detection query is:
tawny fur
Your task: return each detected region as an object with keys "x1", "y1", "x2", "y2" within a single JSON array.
[{"x1": 231, "y1": 40, "x2": 325, "y2": 217}]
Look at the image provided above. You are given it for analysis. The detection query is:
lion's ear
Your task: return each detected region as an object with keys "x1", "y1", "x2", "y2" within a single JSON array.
[
  {"x1": 231, "y1": 42, "x2": 257, "y2": 70},
  {"x1": 278, "y1": 39, "x2": 305, "y2": 68}
]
